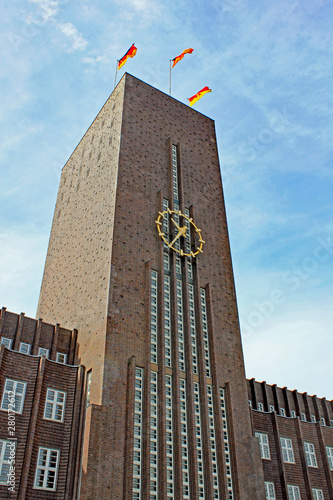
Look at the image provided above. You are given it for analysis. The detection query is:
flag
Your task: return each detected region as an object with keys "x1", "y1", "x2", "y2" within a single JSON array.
[
  {"x1": 188, "y1": 86, "x2": 212, "y2": 107},
  {"x1": 172, "y1": 48, "x2": 194, "y2": 68},
  {"x1": 118, "y1": 44, "x2": 137, "y2": 70}
]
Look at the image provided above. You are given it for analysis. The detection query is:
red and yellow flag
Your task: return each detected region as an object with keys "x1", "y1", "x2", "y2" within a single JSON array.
[
  {"x1": 188, "y1": 86, "x2": 212, "y2": 106},
  {"x1": 118, "y1": 44, "x2": 137, "y2": 70},
  {"x1": 172, "y1": 48, "x2": 194, "y2": 68}
]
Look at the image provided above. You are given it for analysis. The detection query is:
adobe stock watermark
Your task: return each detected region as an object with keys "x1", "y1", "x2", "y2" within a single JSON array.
[
  {"x1": 241, "y1": 232, "x2": 333, "y2": 338},
  {"x1": 221, "y1": 108, "x2": 291, "y2": 188},
  {"x1": 7, "y1": 391, "x2": 16, "y2": 493}
]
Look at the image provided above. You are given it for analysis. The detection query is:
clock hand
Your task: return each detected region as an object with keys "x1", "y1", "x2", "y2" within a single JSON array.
[
  {"x1": 171, "y1": 217, "x2": 181, "y2": 231},
  {"x1": 168, "y1": 225, "x2": 187, "y2": 248}
]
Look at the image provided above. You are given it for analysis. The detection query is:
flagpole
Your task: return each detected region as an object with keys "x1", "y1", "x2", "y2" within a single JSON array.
[
  {"x1": 169, "y1": 60, "x2": 171, "y2": 96},
  {"x1": 114, "y1": 60, "x2": 118, "y2": 90}
]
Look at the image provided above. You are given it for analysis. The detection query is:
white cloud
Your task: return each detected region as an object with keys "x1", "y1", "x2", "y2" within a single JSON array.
[
  {"x1": 58, "y1": 22, "x2": 88, "y2": 51},
  {"x1": 29, "y1": 0, "x2": 59, "y2": 23}
]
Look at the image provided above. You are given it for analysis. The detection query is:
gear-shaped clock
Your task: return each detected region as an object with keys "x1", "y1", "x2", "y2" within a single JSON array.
[{"x1": 155, "y1": 208, "x2": 205, "y2": 257}]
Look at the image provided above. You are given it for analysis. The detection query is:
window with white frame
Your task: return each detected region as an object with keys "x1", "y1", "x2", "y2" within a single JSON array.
[
  {"x1": 304, "y1": 442, "x2": 317, "y2": 467},
  {"x1": 257, "y1": 402, "x2": 264, "y2": 411},
  {"x1": 38, "y1": 347, "x2": 49, "y2": 357},
  {"x1": 132, "y1": 367, "x2": 143, "y2": 499},
  {"x1": 265, "y1": 482, "x2": 276, "y2": 500},
  {"x1": 0, "y1": 440, "x2": 16, "y2": 484},
  {"x1": 281, "y1": 437, "x2": 295, "y2": 463},
  {"x1": 280, "y1": 408, "x2": 286, "y2": 416},
  {"x1": 34, "y1": 447, "x2": 59, "y2": 490},
  {"x1": 291, "y1": 410, "x2": 296, "y2": 418},
  {"x1": 326, "y1": 446, "x2": 333, "y2": 470},
  {"x1": 311, "y1": 415, "x2": 316, "y2": 423},
  {"x1": 287, "y1": 485, "x2": 301, "y2": 500},
  {"x1": 320, "y1": 417, "x2": 325, "y2": 426},
  {"x1": 312, "y1": 489, "x2": 324, "y2": 500},
  {"x1": 269, "y1": 405, "x2": 274, "y2": 412},
  {"x1": 56, "y1": 352, "x2": 66, "y2": 364},
  {"x1": 150, "y1": 270, "x2": 158, "y2": 364},
  {"x1": 301, "y1": 413, "x2": 306, "y2": 421},
  {"x1": 44, "y1": 389, "x2": 66, "y2": 422},
  {"x1": 19, "y1": 342, "x2": 31, "y2": 354},
  {"x1": 0, "y1": 337, "x2": 12, "y2": 349},
  {"x1": 1, "y1": 379, "x2": 26, "y2": 414},
  {"x1": 255, "y1": 432, "x2": 271, "y2": 460},
  {"x1": 86, "y1": 370, "x2": 92, "y2": 407}
]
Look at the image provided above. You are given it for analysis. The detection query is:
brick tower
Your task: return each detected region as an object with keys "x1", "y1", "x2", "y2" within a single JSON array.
[{"x1": 37, "y1": 73, "x2": 265, "y2": 499}]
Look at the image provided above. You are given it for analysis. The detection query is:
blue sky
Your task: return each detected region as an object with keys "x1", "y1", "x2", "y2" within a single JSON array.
[{"x1": 1, "y1": 0, "x2": 332, "y2": 398}]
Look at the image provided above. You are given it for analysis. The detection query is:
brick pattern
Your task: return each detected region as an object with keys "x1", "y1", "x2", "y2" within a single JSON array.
[{"x1": 249, "y1": 379, "x2": 333, "y2": 499}]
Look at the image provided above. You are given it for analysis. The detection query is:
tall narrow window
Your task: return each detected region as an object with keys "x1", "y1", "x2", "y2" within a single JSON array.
[
  {"x1": 265, "y1": 482, "x2": 276, "y2": 499},
  {"x1": 44, "y1": 389, "x2": 66, "y2": 422},
  {"x1": 188, "y1": 284, "x2": 198, "y2": 374},
  {"x1": 220, "y1": 388, "x2": 233, "y2": 500},
  {"x1": 287, "y1": 485, "x2": 301, "y2": 500},
  {"x1": 0, "y1": 440, "x2": 16, "y2": 484},
  {"x1": 150, "y1": 371, "x2": 158, "y2": 499},
  {"x1": 326, "y1": 446, "x2": 333, "y2": 470},
  {"x1": 194, "y1": 382, "x2": 204, "y2": 498},
  {"x1": 176, "y1": 279, "x2": 185, "y2": 372},
  {"x1": 34, "y1": 447, "x2": 59, "y2": 491},
  {"x1": 150, "y1": 271, "x2": 158, "y2": 364},
  {"x1": 171, "y1": 145, "x2": 178, "y2": 201},
  {"x1": 165, "y1": 375, "x2": 174, "y2": 498},
  {"x1": 133, "y1": 367, "x2": 143, "y2": 499},
  {"x1": 164, "y1": 276, "x2": 172, "y2": 368},
  {"x1": 200, "y1": 288, "x2": 211, "y2": 378},
  {"x1": 86, "y1": 370, "x2": 92, "y2": 407},
  {"x1": 162, "y1": 199, "x2": 170, "y2": 271},
  {"x1": 207, "y1": 385, "x2": 219, "y2": 499},
  {"x1": 280, "y1": 438, "x2": 295, "y2": 463},
  {"x1": 304, "y1": 442, "x2": 317, "y2": 467},
  {"x1": 1, "y1": 379, "x2": 26, "y2": 414},
  {"x1": 255, "y1": 432, "x2": 271, "y2": 460},
  {"x1": 312, "y1": 489, "x2": 324, "y2": 500},
  {"x1": 179, "y1": 379, "x2": 189, "y2": 499}
]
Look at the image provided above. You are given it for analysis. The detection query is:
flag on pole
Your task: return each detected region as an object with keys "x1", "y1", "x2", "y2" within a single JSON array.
[
  {"x1": 172, "y1": 48, "x2": 194, "y2": 68},
  {"x1": 188, "y1": 86, "x2": 212, "y2": 106},
  {"x1": 118, "y1": 44, "x2": 137, "y2": 70}
]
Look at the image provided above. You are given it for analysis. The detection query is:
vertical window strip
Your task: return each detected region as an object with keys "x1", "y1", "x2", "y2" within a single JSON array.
[
  {"x1": 176, "y1": 279, "x2": 185, "y2": 372},
  {"x1": 165, "y1": 375, "x2": 174, "y2": 498},
  {"x1": 194, "y1": 382, "x2": 205, "y2": 498},
  {"x1": 184, "y1": 208, "x2": 192, "y2": 257},
  {"x1": 220, "y1": 388, "x2": 234, "y2": 500},
  {"x1": 150, "y1": 271, "x2": 158, "y2": 364},
  {"x1": 179, "y1": 379, "x2": 189, "y2": 499},
  {"x1": 188, "y1": 284, "x2": 198, "y2": 374},
  {"x1": 133, "y1": 367, "x2": 143, "y2": 500},
  {"x1": 200, "y1": 289, "x2": 211, "y2": 378},
  {"x1": 207, "y1": 385, "x2": 219, "y2": 499},
  {"x1": 172, "y1": 145, "x2": 178, "y2": 201},
  {"x1": 173, "y1": 202, "x2": 182, "y2": 268},
  {"x1": 162, "y1": 199, "x2": 170, "y2": 271},
  {"x1": 164, "y1": 276, "x2": 172, "y2": 368},
  {"x1": 150, "y1": 371, "x2": 158, "y2": 499}
]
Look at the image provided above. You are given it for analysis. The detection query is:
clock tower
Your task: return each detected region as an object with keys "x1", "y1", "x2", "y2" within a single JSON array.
[{"x1": 37, "y1": 73, "x2": 265, "y2": 499}]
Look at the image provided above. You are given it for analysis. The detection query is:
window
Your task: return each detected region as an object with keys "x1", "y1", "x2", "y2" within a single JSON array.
[
  {"x1": 304, "y1": 442, "x2": 317, "y2": 467},
  {"x1": 331, "y1": 419, "x2": 333, "y2": 428},
  {"x1": 38, "y1": 347, "x2": 49, "y2": 357},
  {"x1": 248, "y1": 400, "x2": 252, "y2": 407},
  {"x1": 265, "y1": 482, "x2": 276, "y2": 499},
  {"x1": 34, "y1": 447, "x2": 59, "y2": 490},
  {"x1": 301, "y1": 413, "x2": 306, "y2": 421},
  {"x1": 1, "y1": 379, "x2": 26, "y2": 414},
  {"x1": 269, "y1": 405, "x2": 274, "y2": 412},
  {"x1": 312, "y1": 489, "x2": 324, "y2": 500},
  {"x1": 56, "y1": 352, "x2": 66, "y2": 364},
  {"x1": 257, "y1": 402, "x2": 264, "y2": 411},
  {"x1": 326, "y1": 446, "x2": 333, "y2": 470},
  {"x1": 291, "y1": 410, "x2": 296, "y2": 418},
  {"x1": 311, "y1": 415, "x2": 316, "y2": 423},
  {"x1": 280, "y1": 437, "x2": 295, "y2": 463},
  {"x1": 287, "y1": 485, "x2": 301, "y2": 500},
  {"x1": 320, "y1": 417, "x2": 325, "y2": 426},
  {"x1": 280, "y1": 408, "x2": 286, "y2": 416},
  {"x1": 0, "y1": 337, "x2": 12, "y2": 349},
  {"x1": 44, "y1": 389, "x2": 66, "y2": 422},
  {"x1": 19, "y1": 342, "x2": 31, "y2": 354},
  {"x1": 86, "y1": 370, "x2": 92, "y2": 407},
  {"x1": 0, "y1": 440, "x2": 16, "y2": 484},
  {"x1": 255, "y1": 432, "x2": 271, "y2": 460}
]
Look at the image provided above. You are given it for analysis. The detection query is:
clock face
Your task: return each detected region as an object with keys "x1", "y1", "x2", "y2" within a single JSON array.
[{"x1": 155, "y1": 208, "x2": 205, "y2": 257}]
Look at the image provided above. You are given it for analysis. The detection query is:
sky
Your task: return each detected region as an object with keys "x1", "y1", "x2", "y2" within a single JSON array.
[{"x1": 1, "y1": 0, "x2": 332, "y2": 399}]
